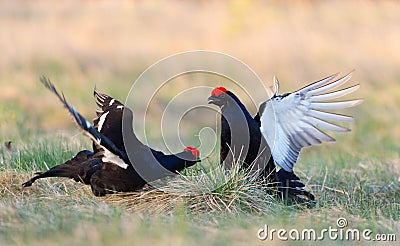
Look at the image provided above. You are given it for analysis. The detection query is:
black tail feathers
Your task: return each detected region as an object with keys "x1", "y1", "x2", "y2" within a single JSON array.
[{"x1": 22, "y1": 150, "x2": 99, "y2": 187}]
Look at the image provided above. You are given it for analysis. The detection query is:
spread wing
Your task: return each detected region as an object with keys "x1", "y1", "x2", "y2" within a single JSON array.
[
  {"x1": 40, "y1": 77, "x2": 130, "y2": 169},
  {"x1": 259, "y1": 72, "x2": 362, "y2": 172}
]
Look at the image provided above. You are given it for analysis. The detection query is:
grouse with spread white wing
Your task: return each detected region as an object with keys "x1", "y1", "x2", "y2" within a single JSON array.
[{"x1": 208, "y1": 87, "x2": 313, "y2": 201}]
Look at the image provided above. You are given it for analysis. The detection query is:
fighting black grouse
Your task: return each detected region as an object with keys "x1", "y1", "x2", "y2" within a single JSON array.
[{"x1": 23, "y1": 77, "x2": 200, "y2": 196}]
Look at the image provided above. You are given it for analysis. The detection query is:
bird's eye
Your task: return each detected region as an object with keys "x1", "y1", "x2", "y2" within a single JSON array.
[{"x1": 220, "y1": 93, "x2": 226, "y2": 98}]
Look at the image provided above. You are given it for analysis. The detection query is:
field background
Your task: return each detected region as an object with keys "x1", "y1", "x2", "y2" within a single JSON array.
[{"x1": 0, "y1": 0, "x2": 399, "y2": 245}]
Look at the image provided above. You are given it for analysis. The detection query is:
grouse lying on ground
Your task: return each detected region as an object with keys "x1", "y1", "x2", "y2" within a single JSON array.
[
  {"x1": 208, "y1": 87, "x2": 313, "y2": 201},
  {"x1": 23, "y1": 77, "x2": 200, "y2": 196}
]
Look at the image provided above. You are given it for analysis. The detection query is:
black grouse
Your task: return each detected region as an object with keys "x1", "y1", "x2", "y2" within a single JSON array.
[
  {"x1": 208, "y1": 87, "x2": 275, "y2": 180},
  {"x1": 22, "y1": 77, "x2": 200, "y2": 196},
  {"x1": 208, "y1": 86, "x2": 313, "y2": 200}
]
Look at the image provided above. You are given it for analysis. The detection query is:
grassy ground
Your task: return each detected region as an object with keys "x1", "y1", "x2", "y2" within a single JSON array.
[{"x1": 1, "y1": 0, "x2": 399, "y2": 245}]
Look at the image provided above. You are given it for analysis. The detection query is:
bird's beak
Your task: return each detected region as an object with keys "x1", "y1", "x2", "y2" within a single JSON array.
[{"x1": 208, "y1": 95, "x2": 219, "y2": 105}]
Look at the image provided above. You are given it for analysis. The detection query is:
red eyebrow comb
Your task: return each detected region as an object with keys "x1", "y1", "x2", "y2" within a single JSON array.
[{"x1": 211, "y1": 87, "x2": 227, "y2": 97}]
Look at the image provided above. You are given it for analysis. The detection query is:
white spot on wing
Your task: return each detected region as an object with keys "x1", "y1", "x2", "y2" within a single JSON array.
[
  {"x1": 117, "y1": 105, "x2": 124, "y2": 109},
  {"x1": 97, "y1": 111, "x2": 109, "y2": 132},
  {"x1": 102, "y1": 148, "x2": 129, "y2": 169},
  {"x1": 109, "y1": 99, "x2": 115, "y2": 106}
]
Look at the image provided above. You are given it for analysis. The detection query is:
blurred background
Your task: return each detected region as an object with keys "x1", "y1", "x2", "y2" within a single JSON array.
[
  {"x1": 0, "y1": 0, "x2": 399, "y2": 161},
  {"x1": 1, "y1": 2, "x2": 399, "y2": 244}
]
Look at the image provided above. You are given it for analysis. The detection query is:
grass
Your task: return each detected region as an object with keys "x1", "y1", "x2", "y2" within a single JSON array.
[
  {"x1": 1, "y1": 0, "x2": 400, "y2": 245},
  {"x1": 0, "y1": 119, "x2": 398, "y2": 245}
]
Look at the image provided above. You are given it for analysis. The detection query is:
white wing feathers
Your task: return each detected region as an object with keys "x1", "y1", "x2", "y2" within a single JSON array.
[{"x1": 259, "y1": 72, "x2": 362, "y2": 172}]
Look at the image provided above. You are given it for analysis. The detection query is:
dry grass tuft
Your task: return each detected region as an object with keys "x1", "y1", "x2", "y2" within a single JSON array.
[
  {"x1": 103, "y1": 159, "x2": 281, "y2": 215},
  {"x1": 0, "y1": 169, "x2": 94, "y2": 200},
  {"x1": 103, "y1": 188, "x2": 184, "y2": 214}
]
